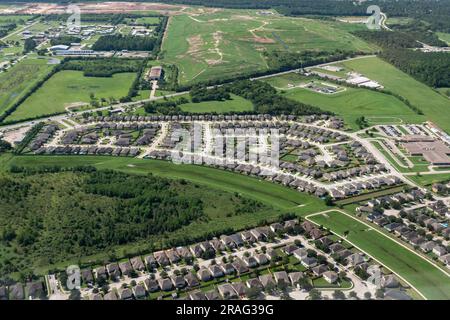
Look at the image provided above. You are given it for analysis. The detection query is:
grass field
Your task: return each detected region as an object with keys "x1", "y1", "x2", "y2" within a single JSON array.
[
  {"x1": 161, "y1": 10, "x2": 376, "y2": 84},
  {"x1": 283, "y1": 84, "x2": 425, "y2": 130},
  {"x1": 408, "y1": 173, "x2": 450, "y2": 186},
  {"x1": 308, "y1": 210, "x2": 450, "y2": 300},
  {"x1": 6, "y1": 70, "x2": 136, "y2": 121},
  {"x1": 437, "y1": 32, "x2": 450, "y2": 45},
  {"x1": 180, "y1": 93, "x2": 254, "y2": 113},
  {"x1": 0, "y1": 58, "x2": 53, "y2": 118},
  {"x1": 339, "y1": 57, "x2": 450, "y2": 134}
]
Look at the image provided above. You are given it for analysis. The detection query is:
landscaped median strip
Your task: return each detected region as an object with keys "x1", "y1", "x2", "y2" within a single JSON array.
[{"x1": 305, "y1": 209, "x2": 450, "y2": 300}]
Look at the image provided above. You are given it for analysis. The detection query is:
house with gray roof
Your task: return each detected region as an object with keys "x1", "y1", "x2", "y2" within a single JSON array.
[
  {"x1": 104, "y1": 291, "x2": 118, "y2": 300},
  {"x1": 158, "y1": 278, "x2": 173, "y2": 291},
  {"x1": 259, "y1": 274, "x2": 276, "y2": 289},
  {"x1": 144, "y1": 278, "x2": 159, "y2": 292},
  {"x1": 130, "y1": 256, "x2": 145, "y2": 271},
  {"x1": 218, "y1": 283, "x2": 237, "y2": 299}
]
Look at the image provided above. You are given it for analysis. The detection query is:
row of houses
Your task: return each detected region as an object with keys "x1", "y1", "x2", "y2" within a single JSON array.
[
  {"x1": 34, "y1": 145, "x2": 140, "y2": 157},
  {"x1": 28, "y1": 124, "x2": 58, "y2": 151},
  {"x1": 80, "y1": 220, "x2": 299, "y2": 287}
]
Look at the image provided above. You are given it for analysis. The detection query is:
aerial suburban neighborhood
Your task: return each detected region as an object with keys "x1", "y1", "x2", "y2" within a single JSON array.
[{"x1": 0, "y1": 0, "x2": 449, "y2": 307}]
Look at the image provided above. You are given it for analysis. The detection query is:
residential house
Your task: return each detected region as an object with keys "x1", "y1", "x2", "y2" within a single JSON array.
[
  {"x1": 130, "y1": 256, "x2": 145, "y2": 271},
  {"x1": 208, "y1": 264, "x2": 224, "y2": 278},
  {"x1": 282, "y1": 244, "x2": 299, "y2": 255},
  {"x1": 232, "y1": 260, "x2": 249, "y2": 275},
  {"x1": 323, "y1": 271, "x2": 338, "y2": 284},
  {"x1": 158, "y1": 278, "x2": 173, "y2": 291},
  {"x1": 190, "y1": 244, "x2": 204, "y2": 258},
  {"x1": 106, "y1": 263, "x2": 120, "y2": 279},
  {"x1": 153, "y1": 251, "x2": 170, "y2": 267},
  {"x1": 197, "y1": 268, "x2": 213, "y2": 282},
  {"x1": 189, "y1": 291, "x2": 206, "y2": 300},
  {"x1": 144, "y1": 278, "x2": 159, "y2": 292},
  {"x1": 254, "y1": 253, "x2": 269, "y2": 265},
  {"x1": 246, "y1": 278, "x2": 263, "y2": 290},
  {"x1": 312, "y1": 264, "x2": 328, "y2": 276},
  {"x1": 220, "y1": 263, "x2": 235, "y2": 275},
  {"x1": 433, "y1": 246, "x2": 447, "y2": 257},
  {"x1": 94, "y1": 266, "x2": 107, "y2": 280},
  {"x1": 288, "y1": 272, "x2": 304, "y2": 286},
  {"x1": 242, "y1": 256, "x2": 258, "y2": 268},
  {"x1": 301, "y1": 256, "x2": 317, "y2": 268},
  {"x1": 103, "y1": 291, "x2": 118, "y2": 300},
  {"x1": 205, "y1": 290, "x2": 220, "y2": 300},
  {"x1": 218, "y1": 283, "x2": 237, "y2": 299},
  {"x1": 81, "y1": 268, "x2": 94, "y2": 284},
  {"x1": 232, "y1": 282, "x2": 247, "y2": 297},
  {"x1": 345, "y1": 253, "x2": 365, "y2": 267},
  {"x1": 273, "y1": 271, "x2": 289, "y2": 285},
  {"x1": 171, "y1": 275, "x2": 186, "y2": 289},
  {"x1": 184, "y1": 273, "x2": 200, "y2": 288},
  {"x1": 259, "y1": 274, "x2": 276, "y2": 289},
  {"x1": 118, "y1": 261, "x2": 133, "y2": 276},
  {"x1": 119, "y1": 288, "x2": 133, "y2": 300},
  {"x1": 166, "y1": 248, "x2": 181, "y2": 264}
]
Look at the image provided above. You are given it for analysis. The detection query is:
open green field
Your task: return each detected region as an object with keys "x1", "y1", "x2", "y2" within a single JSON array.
[
  {"x1": 308, "y1": 210, "x2": 450, "y2": 300},
  {"x1": 261, "y1": 72, "x2": 310, "y2": 88},
  {"x1": 133, "y1": 17, "x2": 161, "y2": 25},
  {"x1": 283, "y1": 84, "x2": 425, "y2": 130},
  {"x1": 339, "y1": 57, "x2": 450, "y2": 134},
  {"x1": 161, "y1": 10, "x2": 376, "y2": 84},
  {"x1": 437, "y1": 32, "x2": 450, "y2": 45},
  {"x1": 180, "y1": 93, "x2": 253, "y2": 113},
  {"x1": 408, "y1": 173, "x2": 450, "y2": 186},
  {"x1": 6, "y1": 70, "x2": 135, "y2": 121},
  {"x1": 0, "y1": 58, "x2": 53, "y2": 118},
  {"x1": 0, "y1": 15, "x2": 33, "y2": 24}
]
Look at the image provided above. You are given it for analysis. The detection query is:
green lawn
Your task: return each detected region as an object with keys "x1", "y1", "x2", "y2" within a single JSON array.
[
  {"x1": 0, "y1": 58, "x2": 53, "y2": 118},
  {"x1": 180, "y1": 94, "x2": 254, "y2": 113},
  {"x1": 6, "y1": 70, "x2": 136, "y2": 121},
  {"x1": 341, "y1": 57, "x2": 450, "y2": 134},
  {"x1": 162, "y1": 10, "x2": 376, "y2": 84},
  {"x1": 436, "y1": 32, "x2": 450, "y2": 45},
  {"x1": 408, "y1": 173, "x2": 450, "y2": 186},
  {"x1": 283, "y1": 85, "x2": 425, "y2": 130},
  {"x1": 308, "y1": 211, "x2": 450, "y2": 300}
]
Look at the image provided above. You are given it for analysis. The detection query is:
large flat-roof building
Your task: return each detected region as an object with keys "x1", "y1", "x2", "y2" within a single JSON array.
[{"x1": 403, "y1": 140, "x2": 450, "y2": 166}]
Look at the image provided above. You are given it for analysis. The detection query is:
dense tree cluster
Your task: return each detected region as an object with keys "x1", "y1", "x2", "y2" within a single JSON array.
[
  {"x1": 380, "y1": 49, "x2": 450, "y2": 88},
  {"x1": 353, "y1": 31, "x2": 420, "y2": 49},
  {"x1": 0, "y1": 139, "x2": 12, "y2": 154},
  {"x1": 61, "y1": 57, "x2": 144, "y2": 77},
  {"x1": 354, "y1": 29, "x2": 446, "y2": 49},
  {"x1": 190, "y1": 85, "x2": 230, "y2": 103},
  {"x1": 92, "y1": 34, "x2": 158, "y2": 52},
  {"x1": 0, "y1": 22, "x2": 17, "y2": 38},
  {"x1": 227, "y1": 80, "x2": 326, "y2": 116},
  {"x1": 265, "y1": 49, "x2": 357, "y2": 72},
  {"x1": 0, "y1": 169, "x2": 204, "y2": 272},
  {"x1": 23, "y1": 38, "x2": 37, "y2": 53}
]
